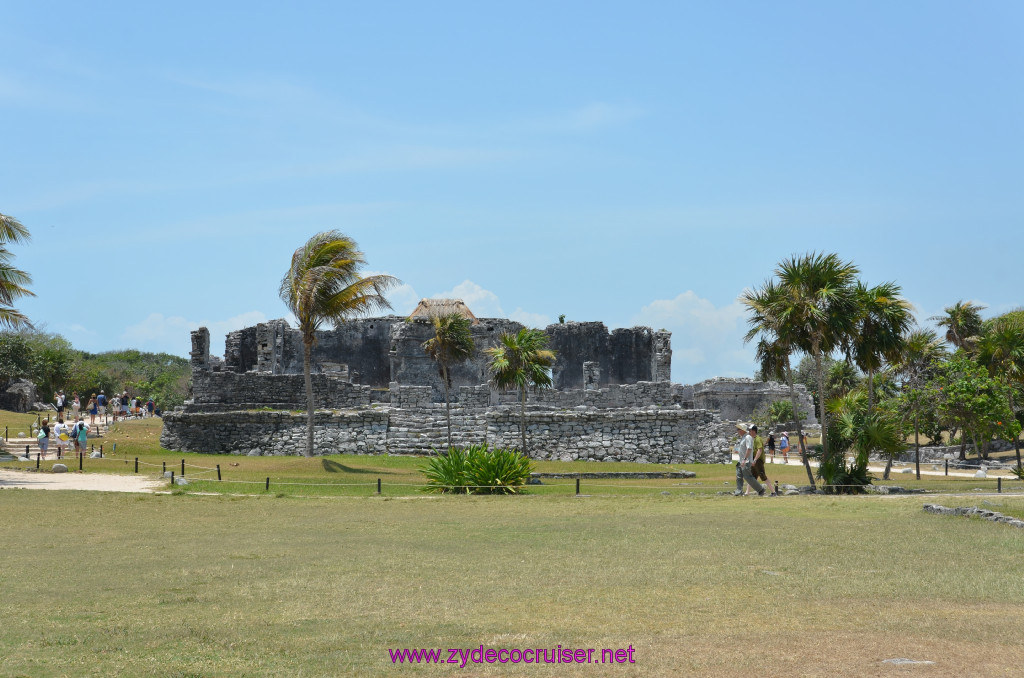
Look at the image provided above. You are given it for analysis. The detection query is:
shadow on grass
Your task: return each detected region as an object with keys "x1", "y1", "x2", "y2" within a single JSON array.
[{"x1": 321, "y1": 458, "x2": 396, "y2": 475}]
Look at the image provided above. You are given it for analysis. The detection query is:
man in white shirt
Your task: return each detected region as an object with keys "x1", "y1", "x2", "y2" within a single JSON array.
[{"x1": 734, "y1": 423, "x2": 766, "y2": 496}]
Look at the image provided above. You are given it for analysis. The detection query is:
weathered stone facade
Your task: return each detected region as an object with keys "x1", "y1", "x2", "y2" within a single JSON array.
[{"x1": 162, "y1": 314, "x2": 797, "y2": 462}]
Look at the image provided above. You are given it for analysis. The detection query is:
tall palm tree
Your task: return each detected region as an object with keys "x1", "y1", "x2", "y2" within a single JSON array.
[
  {"x1": 977, "y1": 317, "x2": 1024, "y2": 470},
  {"x1": 279, "y1": 231, "x2": 399, "y2": 457},
  {"x1": 742, "y1": 279, "x2": 816, "y2": 487},
  {"x1": 0, "y1": 213, "x2": 35, "y2": 329},
  {"x1": 422, "y1": 312, "x2": 475, "y2": 450},
  {"x1": 486, "y1": 328, "x2": 556, "y2": 455},
  {"x1": 850, "y1": 281, "x2": 913, "y2": 412},
  {"x1": 930, "y1": 300, "x2": 986, "y2": 352},
  {"x1": 774, "y1": 252, "x2": 860, "y2": 465}
]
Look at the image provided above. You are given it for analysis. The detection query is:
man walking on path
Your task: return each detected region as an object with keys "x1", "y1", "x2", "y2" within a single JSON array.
[{"x1": 735, "y1": 423, "x2": 766, "y2": 496}]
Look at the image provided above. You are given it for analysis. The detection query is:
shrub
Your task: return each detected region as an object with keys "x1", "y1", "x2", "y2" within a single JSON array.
[
  {"x1": 816, "y1": 455, "x2": 874, "y2": 494},
  {"x1": 422, "y1": 444, "x2": 533, "y2": 495}
]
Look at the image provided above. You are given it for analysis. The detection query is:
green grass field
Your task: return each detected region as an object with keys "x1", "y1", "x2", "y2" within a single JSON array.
[
  {"x1": 1, "y1": 490, "x2": 1022, "y2": 676},
  {"x1": 3, "y1": 416, "x2": 1021, "y2": 499}
]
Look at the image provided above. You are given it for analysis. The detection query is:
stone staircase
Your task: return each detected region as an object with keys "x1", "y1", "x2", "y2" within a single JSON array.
[{"x1": 386, "y1": 407, "x2": 487, "y2": 455}]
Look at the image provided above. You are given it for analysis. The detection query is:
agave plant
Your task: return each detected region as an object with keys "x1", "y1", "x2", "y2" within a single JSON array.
[{"x1": 421, "y1": 444, "x2": 533, "y2": 494}]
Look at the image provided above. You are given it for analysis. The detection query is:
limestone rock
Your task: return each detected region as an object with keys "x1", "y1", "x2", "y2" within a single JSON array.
[{"x1": 51, "y1": 463, "x2": 68, "y2": 473}]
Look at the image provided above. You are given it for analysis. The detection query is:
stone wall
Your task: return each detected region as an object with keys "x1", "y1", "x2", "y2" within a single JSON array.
[
  {"x1": 691, "y1": 378, "x2": 818, "y2": 425},
  {"x1": 545, "y1": 322, "x2": 662, "y2": 389},
  {"x1": 161, "y1": 402, "x2": 730, "y2": 463},
  {"x1": 191, "y1": 371, "x2": 386, "y2": 409},
  {"x1": 161, "y1": 409, "x2": 389, "y2": 455}
]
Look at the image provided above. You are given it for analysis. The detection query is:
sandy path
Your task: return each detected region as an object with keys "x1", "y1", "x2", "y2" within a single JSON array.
[{"x1": 0, "y1": 468, "x2": 162, "y2": 493}]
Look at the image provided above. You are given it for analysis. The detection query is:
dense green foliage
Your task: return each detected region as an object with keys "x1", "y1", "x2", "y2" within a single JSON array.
[
  {"x1": 486, "y1": 328, "x2": 556, "y2": 455},
  {"x1": 0, "y1": 330, "x2": 190, "y2": 409},
  {"x1": 422, "y1": 312, "x2": 475, "y2": 448},
  {"x1": 422, "y1": 444, "x2": 534, "y2": 494}
]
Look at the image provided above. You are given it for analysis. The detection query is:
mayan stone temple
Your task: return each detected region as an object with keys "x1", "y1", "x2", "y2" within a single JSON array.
[{"x1": 160, "y1": 300, "x2": 817, "y2": 463}]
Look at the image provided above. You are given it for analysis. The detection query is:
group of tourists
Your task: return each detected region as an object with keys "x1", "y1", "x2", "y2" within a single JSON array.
[
  {"x1": 733, "y1": 424, "x2": 807, "y2": 496},
  {"x1": 53, "y1": 389, "x2": 156, "y2": 425},
  {"x1": 34, "y1": 416, "x2": 90, "y2": 460}
]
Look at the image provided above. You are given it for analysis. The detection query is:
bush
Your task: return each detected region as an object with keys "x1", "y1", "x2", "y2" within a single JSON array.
[
  {"x1": 422, "y1": 444, "x2": 533, "y2": 495},
  {"x1": 816, "y1": 454, "x2": 874, "y2": 494}
]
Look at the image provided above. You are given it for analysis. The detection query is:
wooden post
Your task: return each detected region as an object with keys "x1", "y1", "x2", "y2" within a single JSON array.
[
  {"x1": 576, "y1": 478, "x2": 580, "y2": 495},
  {"x1": 265, "y1": 477, "x2": 270, "y2": 491},
  {"x1": 181, "y1": 459, "x2": 185, "y2": 477},
  {"x1": 216, "y1": 464, "x2": 221, "y2": 481},
  {"x1": 377, "y1": 478, "x2": 381, "y2": 495},
  {"x1": 135, "y1": 457, "x2": 138, "y2": 473}
]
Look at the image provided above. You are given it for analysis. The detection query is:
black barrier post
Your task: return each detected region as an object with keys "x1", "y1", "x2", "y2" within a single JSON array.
[
  {"x1": 265, "y1": 477, "x2": 270, "y2": 491},
  {"x1": 216, "y1": 464, "x2": 221, "y2": 481},
  {"x1": 775, "y1": 480, "x2": 779, "y2": 495},
  {"x1": 99, "y1": 445, "x2": 103, "y2": 457},
  {"x1": 90, "y1": 444, "x2": 94, "y2": 455},
  {"x1": 162, "y1": 461, "x2": 166, "y2": 474},
  {"x1": 576, "y1": 478, "x2": 580, "y2": 495},
  {"x1": 377, "y1": 478, "x2": 381, "y2": 495},
  {"x1": 170, "y1": 471, "x2": 174, "y2": 485},
  {"x1": 36, "y1": 452, "x2": 40, "y2": 469},
  {"x1": 79, "y1": 452, "x2": 82, "y2": 471},
  {"x1": 998, "y1": 477, "x2": 1002, "y2": 493},
  {"x1": 24, "y1": 444, "x2": 29, "y2": 458},
  {"x1": 134, "y1": 457, "x2": 138, "y2": 474},
  {"x1": 945, "y1": 459, "x2": 948, "y2": 476},
  {"x1": 181, "y1": 459, "x2": 185, "y2": 477}
]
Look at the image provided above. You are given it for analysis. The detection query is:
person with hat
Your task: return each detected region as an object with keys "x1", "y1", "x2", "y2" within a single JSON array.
[
  {"x1": 734, "y1": 423, "x2": 766, "y2": 496},
  {"x1": 779, "y1": 431, "x2": 791, "y2": 464}
]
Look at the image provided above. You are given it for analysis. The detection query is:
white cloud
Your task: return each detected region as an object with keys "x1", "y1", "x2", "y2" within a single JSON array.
[
  {"x1": 509, "y1": 308, "x2": 551, "y2": 328},
  {"x1": 121, "y1": 311, "x2": 269, "y2": 356},
  {"x1": 631, "y1": 291, "x2": 754, "y2": 384}
]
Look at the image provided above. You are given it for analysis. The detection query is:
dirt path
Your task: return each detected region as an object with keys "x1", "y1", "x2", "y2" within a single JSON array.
[{"x1": 0, "y1": 469, "x2": 162, "y2": 493}]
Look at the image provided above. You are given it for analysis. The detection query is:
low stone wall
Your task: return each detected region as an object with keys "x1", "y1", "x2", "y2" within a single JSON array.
[
  {"x1": 160, "y1": 409, "x2": 389, "y2": 455},
  {"x1": 870, "y1": 446, "x2": 960, "y2": 464},
  {"x1": 161, "y1": 404, "x2": 729, "y2": 463}
]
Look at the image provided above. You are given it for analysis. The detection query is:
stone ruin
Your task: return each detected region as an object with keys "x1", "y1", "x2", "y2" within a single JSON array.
[{"x1": 161, "y1": 304, "x2": 816, "y2": 463}]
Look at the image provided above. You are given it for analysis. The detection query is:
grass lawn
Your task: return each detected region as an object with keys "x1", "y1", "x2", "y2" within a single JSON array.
[
  {"x1": 0, "y1": 490, "x2": 1022, "y2": 676},
  {"x1": 3, "y1": 415, "x2": 1022, "y2": 498}
]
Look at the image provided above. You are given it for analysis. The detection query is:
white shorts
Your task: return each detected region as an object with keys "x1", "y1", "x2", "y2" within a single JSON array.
[{"x1": 98, "y1": 406, "x2": 106, "y2": 415}]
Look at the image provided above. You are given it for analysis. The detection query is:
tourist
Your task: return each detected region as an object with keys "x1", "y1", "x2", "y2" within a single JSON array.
[
  {"x1": 87, "y1": 394, "x2": 98, "y2": 425},
  {"x1": 76, "y1": 419, "x2": 89, "y2": 452},
  {"x1": 111, "y1": 394, "x2": 121, "y2": 422},
  {"x1": 121, "y1": 391, "x2": 129, "y2": 418},
  {"x1": 146, "y1": 398, "x2": 155, "y2": 418},
  {"x1": 71, "y1": 392, "x2": 81, "y2": 420},
  {"x1": 53, "y1": 391, "x2": 65, "y2": 418},
  {"x1": 779, "y1": 431, "x2": 791, "y2": 464},
  {"x1": 767, "y1": 432, "x2": 776, "y2": 463},
  {"x1": 734, "y1": 423, "x2": 766, "y2": 496},
  {"x1": 750, "y1": 426, "x2": 776, "y2": 495},
  {"x1": 97, "y1": 390, "x2": 107, "y2": 423},
  {"x1": 53, "y1": 419, "x2": 68, "y2": 459},
  {"x1": 37, "y1": 418, "x2": 50, "y2": 459}
]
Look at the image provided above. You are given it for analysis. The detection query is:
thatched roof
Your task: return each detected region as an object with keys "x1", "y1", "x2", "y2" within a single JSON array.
[{"x1": 408, "y1": 298, "x2": 478, "y2": 323}]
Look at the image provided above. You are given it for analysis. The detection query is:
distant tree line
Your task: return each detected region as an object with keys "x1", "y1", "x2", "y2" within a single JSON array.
[{"x1": 0, "y1": 330, "x2": 191, "y2": 411}]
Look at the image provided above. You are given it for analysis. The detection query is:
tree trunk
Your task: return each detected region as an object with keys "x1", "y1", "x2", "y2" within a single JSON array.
[
  {"x1": 519, "y1": 386, "x2": 527, "y2": 456},
  {"x1": 815, "y1": 348, "x2": 829, "y2": 464},
  {"x1": 883, "y1": 455, "x2": 892, "y2": 480},
  {"x1": 785, "y1": 363, "x2": 815, "y2": 488},
  {"x1": 1010, "y1": 392, "x2": 1022, "y2": 471},
  {"x1": 867, "y1": 365, "x2": 875, "y2": 413},
  {"x1": 915, "y1": 413, "x2": 921, "y2": 480},
  {"x1": 442, "y1": 364, "x2": 452, "y2": 452},
  {"x1": 303, "y1": 339, "x2": 314, "y2": 458}
]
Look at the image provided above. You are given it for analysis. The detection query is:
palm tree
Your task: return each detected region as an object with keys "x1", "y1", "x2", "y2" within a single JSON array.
[
  {"x1": 931, "y1": 300, "x2": 986, "y2": 352},
  {"x1": 977, "y1": 316, "x2": 1024, "y2": 470},
  {"x1": 742, "y1": 279, "x2": 816, "y2": 487},
  {"x1": 422, "y1": 312, "x2": 475, "y2": 450},
  {"x1": 279, "y1": 231, "x2": 399, "y2": 457},
  {"x1": 850, "y1": 281, "x2": 913, "y2": 412},
  {"x1": 774, "y1": 252, "x2": 860, "y2": 466},
  {"x1": 486, "y1": 328, "x2": 556, "y2": 455},
  {"x1": 0, "y1": 212, "x2": 35, "y2": 329}
]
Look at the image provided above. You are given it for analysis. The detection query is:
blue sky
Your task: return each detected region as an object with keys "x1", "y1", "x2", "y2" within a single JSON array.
[{"x1": 2, "y1": 1, "x2": 1022, "y2": 384}]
